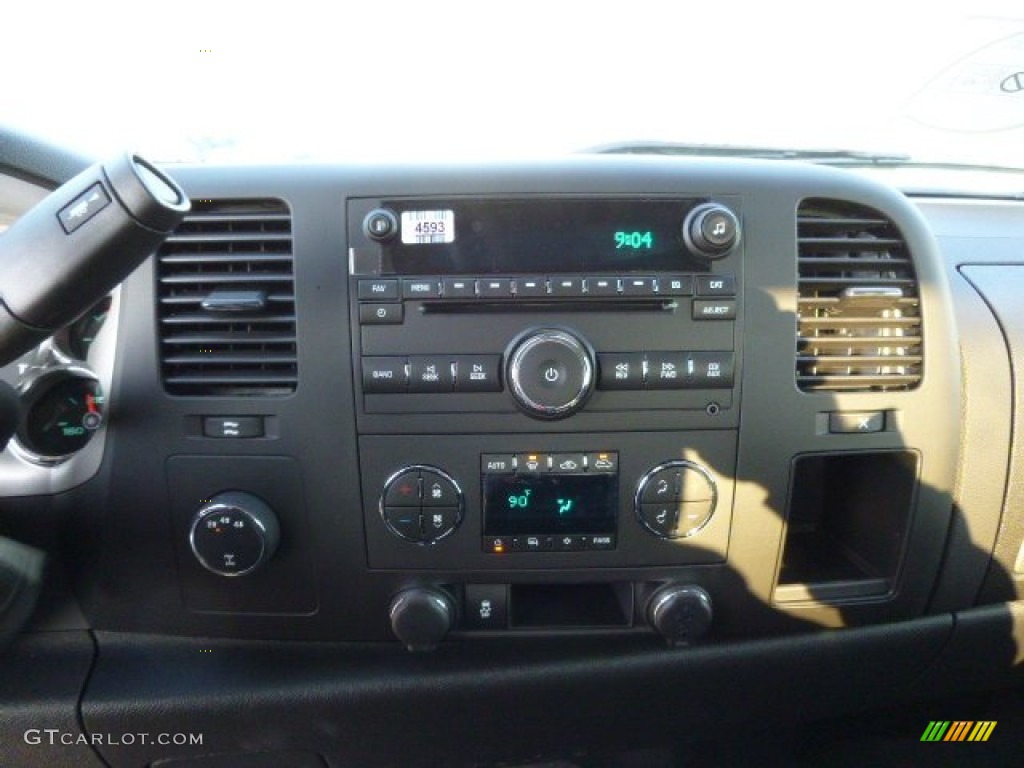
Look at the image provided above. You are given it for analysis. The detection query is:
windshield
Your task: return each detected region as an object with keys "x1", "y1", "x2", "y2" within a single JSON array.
[{"x1": 5, "y1": 1, "x2": 1024, "y2": 168}]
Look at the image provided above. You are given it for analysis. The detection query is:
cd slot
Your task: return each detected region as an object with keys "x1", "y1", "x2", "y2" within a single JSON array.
[{"x1": 420, "y1": 299, "x2": 677, "y2": 314}]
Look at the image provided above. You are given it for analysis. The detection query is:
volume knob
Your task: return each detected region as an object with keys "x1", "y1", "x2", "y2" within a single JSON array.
[{"x1": 506, "y1": 329, "x2": 594, "y2": 419}]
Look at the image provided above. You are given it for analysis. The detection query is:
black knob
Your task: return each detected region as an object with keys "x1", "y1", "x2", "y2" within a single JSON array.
[
  {"x1": 683, "y1": 203, "x2": 740, "y2": 259},
  {"x1": 506, "y1": 329, "x2": 595, "y2": 419},
  {"x1": 647, "y1": 584, "x2": 713, "y2": 645},
  {"x1": 389, "y1": 587, "x2": 455, "y2": 652},
  {"x1": 364, "y1": 208, "x2": 398, "y2": 241},
  {"x1": 189, "y1": 491, "x2": 280, "y2": 577}
]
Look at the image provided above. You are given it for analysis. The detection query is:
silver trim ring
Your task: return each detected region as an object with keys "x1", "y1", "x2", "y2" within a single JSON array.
[
  {"x1": 379, "y1": 464, "x2": 465, "y2": 546},
  {"x1": 507, "y1": 330, "x2": 593, "y2": 417},
  {"x1": 634, "y1": 460, "x2": 718, "y2": 540},
  {"x1": 189, "y1": 502, "x2": 268, "y2": 577}
]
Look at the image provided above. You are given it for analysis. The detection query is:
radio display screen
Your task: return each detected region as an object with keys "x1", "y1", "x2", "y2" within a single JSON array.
[
  {"x1": 483, "y1": 473, "x2": 618, "y2": 535},
  {"x1": 379, "y1": 199, "x2": 708, "y2": 275}
]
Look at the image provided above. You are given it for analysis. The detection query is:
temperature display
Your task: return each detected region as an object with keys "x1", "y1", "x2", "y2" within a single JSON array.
[{"x1": 483, "y1": 474, "x2": 617, "y2": 535}]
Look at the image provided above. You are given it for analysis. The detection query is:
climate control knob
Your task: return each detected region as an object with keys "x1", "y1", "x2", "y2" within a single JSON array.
[
  {"x1": 189, "y1": 491, "x2": 280, "y2": 577},
  {"x1": 647, "y1": 584, "x2": 713, "y2": 645},
  {"x1": 506, "y1": 329, "x2": 594, "y2": 419},
  {"x1": 683, "y1": 203, "x2": 740, "y2": 259}
]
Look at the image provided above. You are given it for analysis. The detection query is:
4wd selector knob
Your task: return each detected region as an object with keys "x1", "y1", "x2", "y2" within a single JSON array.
[
  {"x1": 506, "y1": 329, "x2": 594, "y2": 419},
  {"x1": 189, "y1": 491, "x2": 280, "y2": 577}
]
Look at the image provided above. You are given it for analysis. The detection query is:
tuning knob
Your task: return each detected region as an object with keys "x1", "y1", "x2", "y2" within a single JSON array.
[
  {"x1": 683, "y1": 203, "x2": 740, "y2": 259},
  {"x1": 189, "y1": 491, "x2": 280, "y2": 577},
  {"x1": 506, "y1": 328, "x2": 595, "y2": 419},
  {"x1": 389, "y1": 587, "x2": 455, "y2": 652},
  {"x1": 647, "y1": 584, "x2": 713, "y2": 645}
]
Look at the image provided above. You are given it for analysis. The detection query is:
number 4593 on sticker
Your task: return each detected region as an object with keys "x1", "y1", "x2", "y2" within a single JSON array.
[{"x1": 401, "y1": 210, "x2": 455, "y2": 244}]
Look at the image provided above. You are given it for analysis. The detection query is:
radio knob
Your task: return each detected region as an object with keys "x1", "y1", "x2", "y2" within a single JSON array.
[
  {"x1": 647, "y1": 584, "x2": 713, "y2": 645},
  {"x1": 189, "y1": 491, "x2": 280, "y2": 577},
  {"x1": 683, "y1": 203, "x2": 740, "y2": 259},
  {"x1": 506, "y1": 329, "x2": 595, "y2": 419},
  {"x1": 389, "y1": 587, "x2": 455, "y2": 652}
]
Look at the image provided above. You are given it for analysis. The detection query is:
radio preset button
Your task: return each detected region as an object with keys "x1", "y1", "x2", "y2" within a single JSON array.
[
  {"x1": 477, "y1": 278, "x2": 513, "y2": 298},
  {"x1": 550, "y1": 453, "x2": 586, "y2": 473},
  {"x1": 692, "y1": 299, "x2": 737, "y2": 320},
  {"x1": 550, "y1": 277, "x2": 585, "y2": 297},
  {"x1": 695, "y1": 274, "x2": 736, "y2": 297},
  {"x1": 408, "y1": 356, "x2": 454, "y2": 392},
  {"x1": 453, "y1": 355, "x2": 502, "y2": 392},
  {"x1": 359, "y1": 303, "x2": 403, "y2": 325},
  {"x1": 621, "y1": 276, "x2": 656, "y2": 296},
  {"x1": 587, "y1": 277, "x2": 619, "y2": 296},
  {"x1": 515, "y1": 277, "x2": 548, "y2": 297},
  {"x1": 659, "y1": 275, "x2": 694, "y2": 296},
  {"x1": 442, "y1": 278, "x2": 476, "y2": 298},
  {"x1": 357, "y1": 279, "x2": 399, "y2": 300},
  {"x1": 598, "y1": 353, "x2": 645, "y2": 390},
  {"x1": 362, "y1": 357, "x2": 408, "y2": 394},
  {"x1": 402, "y1": 278, "x2": 442, "y2": 300},
  {"x1": 645, "y1": 352, "x2": 689, "y2": 390}
]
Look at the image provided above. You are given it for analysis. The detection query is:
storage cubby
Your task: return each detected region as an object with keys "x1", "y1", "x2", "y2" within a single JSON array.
[{"x1": 775, "y1": 451, "x2": 918, "y2": 603}]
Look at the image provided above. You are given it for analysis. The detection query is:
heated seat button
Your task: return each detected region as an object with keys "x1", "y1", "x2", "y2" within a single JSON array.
[
  {"x1": 640, "y1": 468, "x2": 679, "y2": 504},
  {"x1": 678, "y1": 467, "x2": 715, "y2": 502},
  {"x1": 676, "y1": 500, "x2": 715, "y2": 536},
  {"x1": 464, "y1": 584, "x2": 508, "y2": 630},
  {"x1": 362, "y1": 357, "x2": 407, "y2": 393},
  {"x1": 639, "y1": 503, "x2": 680, "y2": 537},
  {"x1": 409, "y1": 356, "x2": 454, "y2": 392},
  {"x1": 598, "y1": 353, "x2": 645, "y2": 390},
  {"x1": 453, "y1": 355, "x2": 502, "y2": 392}
]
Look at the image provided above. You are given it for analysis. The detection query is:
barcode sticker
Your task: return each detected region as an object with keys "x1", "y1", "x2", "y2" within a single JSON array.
[{"x1": 401, "y1": 210, "x2": 455, "y2": 244}]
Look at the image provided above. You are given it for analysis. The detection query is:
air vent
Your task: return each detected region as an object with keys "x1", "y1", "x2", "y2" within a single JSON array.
[
  {"x1": 796, "y1": 199, "x2": 921, "y2": 392},
  {"x1": 157, "y1": 199, "x2": 297, "y2": 396}
]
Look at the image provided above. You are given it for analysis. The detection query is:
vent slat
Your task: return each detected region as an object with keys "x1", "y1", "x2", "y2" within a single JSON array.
[
  {"x1": 163, "y1": 232, "x2": 293, "y2": 245},
  {"x1": 796, "y1": 199, "x2": 922, "y2": 393},
  {"x1": 156, "y1": 199, "x2": 297, "y2": 397}
]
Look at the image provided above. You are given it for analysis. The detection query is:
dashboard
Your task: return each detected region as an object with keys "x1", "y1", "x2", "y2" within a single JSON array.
[{"x1": 2, "y1": 135, "x2": 1024, "y2": 767}]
